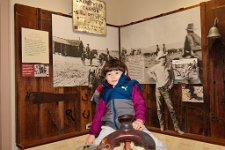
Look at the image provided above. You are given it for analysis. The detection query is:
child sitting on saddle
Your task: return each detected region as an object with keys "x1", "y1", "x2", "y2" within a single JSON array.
[{"x1": 86, "y1": 58, "x2": 167, "y2": 150}]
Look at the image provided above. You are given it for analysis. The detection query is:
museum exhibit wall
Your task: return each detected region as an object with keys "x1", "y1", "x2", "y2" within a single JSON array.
[{"x1": 1, "y1": 0, "x2": 222, "y2": 150}]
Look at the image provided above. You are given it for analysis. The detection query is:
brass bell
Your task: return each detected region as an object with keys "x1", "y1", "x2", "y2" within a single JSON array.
[
  {"x1": 207, "y1": 26, "x2": 221, "y2": 38},
  {"x1": 207, "y1": 17, "x2": 221, "y2": 39}
]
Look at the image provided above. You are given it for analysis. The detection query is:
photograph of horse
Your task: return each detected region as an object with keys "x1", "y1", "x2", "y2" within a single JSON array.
[
  {"x1": 81, "y1": 49, "x2": 98, "y2": 66},
  {"x1": 52, "y1": 14, "x2": 119, "y2": 87}
]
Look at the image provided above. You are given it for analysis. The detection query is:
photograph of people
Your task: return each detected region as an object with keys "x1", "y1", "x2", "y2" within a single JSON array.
[{"x1": 147, "y1": 51, "x2": 184, "y2": 134}]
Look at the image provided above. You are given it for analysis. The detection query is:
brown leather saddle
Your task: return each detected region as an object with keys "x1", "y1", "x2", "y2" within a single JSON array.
[{"x1": 97, "y1": 115, "x2": 156, "y2": 150}]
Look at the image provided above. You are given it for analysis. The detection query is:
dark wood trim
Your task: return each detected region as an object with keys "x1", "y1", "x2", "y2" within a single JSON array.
[
  {"x1": 148, "y1": 127, "x2": 225, "y2": 146},
  {"x1": 120, "y1": 4, "x2": 200, "y2": 28},
  {"x1": 16, "y1": 131, "x2": 88, "y2": 149}
]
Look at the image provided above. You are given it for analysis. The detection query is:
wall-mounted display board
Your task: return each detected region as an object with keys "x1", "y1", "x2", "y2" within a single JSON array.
[{"x1": 15, "y1": 0, "x2": 225, "y2": 148}]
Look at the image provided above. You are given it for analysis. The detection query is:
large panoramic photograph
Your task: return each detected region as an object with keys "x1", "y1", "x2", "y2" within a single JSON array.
[{"x1": 120, "y1": 7, "x2": 202, "y2": 84}]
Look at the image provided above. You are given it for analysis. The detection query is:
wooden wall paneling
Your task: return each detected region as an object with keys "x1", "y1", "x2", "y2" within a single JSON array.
[
  {"x1": 16, "y1": 80, "x2": 38, "y2": 144},
  {"x1": 210, "y1": 39, "x2": 225, "y2": 122},
  {"x1": 213, "y1": 1, "x2": 225, "y2": 124},
  {"x1": 44, "y1": 102, "x2": 61, "y2": 137},
  {"x1": 80, "y1": 87, "x2": 92, "y2": 131},
  {"x1": 211, "y1": 116, "x2": 225, "y2": 138},
  {"x1": 15, "y1": 4, "x2": 88, "y2": 148},
  {"x1": 15, "y1": 4, "x2": 40, "y2": 147},
  {"x1": 141, "y1": 84, "x2": 150, "y2": 126},
  {"x1": 200, "y1": 0, "x2": 211, "y2": 138},
  {"x1": 64, "y1": 97, "x2": 80, "y2": 132},
  {"x1": 185, "y1": 105, "x2": 205, "y2": 134},
  {"x1": 199, "y1": 1, "x2": 211, "y2": 135},
  {"x1": 203, "y1": 0, "x2": 225, "y2": 141},
  {"x1": 63, "y1": 87, "x2": 81, "y2": 133},
  {"x1": 142, "y1": 84, "x2": 158, "y2": 128},
  {"x1": 23, "y1": 91, "x2": 39, "y2": 142}
]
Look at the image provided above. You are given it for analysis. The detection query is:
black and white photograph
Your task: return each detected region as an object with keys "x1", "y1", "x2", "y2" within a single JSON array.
[
  {"x1": 52, "y1": 14, "x2": 119, "y2": 87},
  {"x1": 34, "y1": 64, "x2": 49, "y2": 77},
  {"x1": 172, "y1": 58, "x2": 201, "y2": 84},
  {"x1": 120, "y1": 7, "x2": 201, "y2": 84},
  {"x1": 182, "y1": 85, "x2": 203, "y2": 103}
]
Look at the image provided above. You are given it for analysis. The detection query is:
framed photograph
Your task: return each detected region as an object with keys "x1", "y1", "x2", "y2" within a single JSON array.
[
  {"x1": 172, "y1": 58, "x2": 201, "y2": 84},
  {"x1": 73, "y1": 0, "x2": 106, "y2": 35},
  {"x1": 22, "y1": 64, "x2": 49, "y2": 77}
]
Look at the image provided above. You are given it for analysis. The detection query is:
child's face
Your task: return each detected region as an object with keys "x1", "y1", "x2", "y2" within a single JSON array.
[{"x1": 105, "y1": 70, "x2": 123, "y2": 87}]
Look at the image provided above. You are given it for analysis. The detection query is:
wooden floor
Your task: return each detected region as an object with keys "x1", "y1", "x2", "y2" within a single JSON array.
[{"x1": 26, "y1": 132, "x2": 225, "y2": 150}]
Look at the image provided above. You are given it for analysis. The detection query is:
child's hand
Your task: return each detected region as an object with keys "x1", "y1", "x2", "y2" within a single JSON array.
[
  {"x1": 86, "y1": 134, "x2": 95, "y2": 144},
  {"x1": 132, "y1": 119, "x2": 144, "y2": 131}
]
